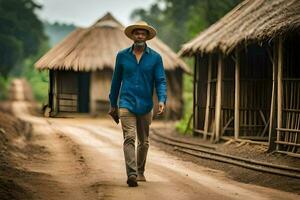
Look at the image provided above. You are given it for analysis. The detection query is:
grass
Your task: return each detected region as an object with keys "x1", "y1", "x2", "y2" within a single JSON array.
[
  {"x1": 28, "y1": 71, "x2": 48, "y2": 103},
  {"x1": 0, "y1": 76, "x2": 11, "y2": 100},
  {"x1": 22, "y1": 57, "x2": 49, "y2": 104},
  {"x1": 176, "y1": 68, "x2": 194, "y2": 135}
]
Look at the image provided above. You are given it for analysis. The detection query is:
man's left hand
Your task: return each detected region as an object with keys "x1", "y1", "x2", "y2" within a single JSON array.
[{"x1": 157, "y1": 102, "x2": 165, "y2": 115}]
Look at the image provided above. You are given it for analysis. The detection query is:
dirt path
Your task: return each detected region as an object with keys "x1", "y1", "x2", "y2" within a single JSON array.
[{"x1": 10, "y1": 79, "x2": 300, "y2": 200}]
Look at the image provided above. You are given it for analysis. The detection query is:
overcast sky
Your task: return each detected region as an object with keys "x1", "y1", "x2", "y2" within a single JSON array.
[{"x1": 35, "y1": 0, "x2": 156, "y2": 27}]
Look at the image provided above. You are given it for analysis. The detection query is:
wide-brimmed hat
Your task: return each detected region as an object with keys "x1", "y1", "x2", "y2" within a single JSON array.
[{"x1": 124, "y1": 21, "x2": 157, "y2": 40}]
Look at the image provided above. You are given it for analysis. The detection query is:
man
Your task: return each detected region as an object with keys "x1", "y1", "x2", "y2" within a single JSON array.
[{"x1": 109, "y1": 21, "x2": 167, "y2": 187}]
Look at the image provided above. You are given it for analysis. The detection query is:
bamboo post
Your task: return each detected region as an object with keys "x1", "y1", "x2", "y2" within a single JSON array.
[
  {"x1": 53, "y1": 71, "x2": 59, "y2": 115},
  {"x1": 193, "y1": 54, "x2": 198, "y2": 136},
  {"x1": 234, "y1": 49, "x2": 240, "y2": 140},
  {"x1": 268, "y1": 43, "x2": 278, "y2": 152},
  {"x1": 44, "y1": 70, "x2": 54, "y2": 117},
  {"x1": 214, "y1": 53, "x2": 223, "y2": 142},
  {"x1": 204, "y1": 54, "x2": 212, "y2": 140},
  {"x1": 89, "y1": 73, "x2": 95, "y2": 115},
  {"x1": 49, "y1": 70, "x2": 53, "y2": 109},
  {"x1": 277, "y1": 37, "x2": 283, "y2": 151}
]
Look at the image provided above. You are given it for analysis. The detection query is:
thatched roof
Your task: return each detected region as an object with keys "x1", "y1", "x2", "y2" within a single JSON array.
[
  {"x1": 180, "y1": 0, "x2": 300, "y2": 56},
  {"x1": 35, "y1": 13, "x2": 189, "y2": 73}
]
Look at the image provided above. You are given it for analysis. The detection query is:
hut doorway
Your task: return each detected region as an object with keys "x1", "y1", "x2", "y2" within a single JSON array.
[
  {"x1": 238, "y1": 44, "x2": 273, "y2": 140},
  {"x1": 193, "y1": 54, "x2": 208, "y2": 137},
  {"x1": 78, "y1": 72, "x2": 90, "y2": 113},
  {"x1": 54, "y1": 71, "x2": 90, "y2": 114}
]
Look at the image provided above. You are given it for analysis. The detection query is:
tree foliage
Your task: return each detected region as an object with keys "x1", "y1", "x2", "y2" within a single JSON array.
[
  {"x1": 131, "y1": 0, "x2": 241, "y2": 51},
  {"x1": 0, "y1": 0, "x2": 46, "y2": 78}
]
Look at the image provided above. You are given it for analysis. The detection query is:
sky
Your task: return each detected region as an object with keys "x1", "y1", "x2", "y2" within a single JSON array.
[{"x1": 35, "y1": 0, "x2": 156, "y2": 27}]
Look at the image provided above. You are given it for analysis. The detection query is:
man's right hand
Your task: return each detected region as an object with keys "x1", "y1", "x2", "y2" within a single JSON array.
[{"x1": 109, "y1": 107, "x2": 117, "y2": 114}]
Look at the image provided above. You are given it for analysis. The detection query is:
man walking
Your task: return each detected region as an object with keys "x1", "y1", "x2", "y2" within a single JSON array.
[{"x1": 109, "y1": 21, "x2": 167, "y2": 187}]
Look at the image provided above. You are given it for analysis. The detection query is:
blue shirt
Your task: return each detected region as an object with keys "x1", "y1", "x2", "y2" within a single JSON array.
[{"x1": 109, "y1": 45, "x2": 167, "y2": 115}]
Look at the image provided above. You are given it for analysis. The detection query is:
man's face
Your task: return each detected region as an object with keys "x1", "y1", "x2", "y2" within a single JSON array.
[{"x1": 132, "y1": 29, "x2": 148, "y2": 43}]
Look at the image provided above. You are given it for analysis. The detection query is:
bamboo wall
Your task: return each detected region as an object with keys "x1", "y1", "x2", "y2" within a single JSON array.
[
  {"x1": 193, "y1": 53, "x2": 217, "y2": 138},
  {"x1": 192, "y1": 34, "x2": 300, "y2": 156},
  {"x1": 221, "y1": 55, "x2": 235, "y2": 137},
  {"x1": 193, "y1": 46, "x2": 272, "y2": 141},
  {"x1": 276, "y1": 34, "x2": 300, "y2": 156},
  {"x1": 193, "y1": 54, "x2": 208, "y2": 136},
  {"x1": 238, "y1": 45, "x2": 272, "y2": 140},
  {"x1": 49, "y1": 71, "x2": 77, "y2": 116}
]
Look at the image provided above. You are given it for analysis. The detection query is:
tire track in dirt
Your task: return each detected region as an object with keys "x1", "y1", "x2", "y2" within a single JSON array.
[
  {"x1": 53, "y1": 124, "x2": 263, "y2": 200},
  {"x1": 19, "y1": 121, "x2": 98, "y2": 200}
]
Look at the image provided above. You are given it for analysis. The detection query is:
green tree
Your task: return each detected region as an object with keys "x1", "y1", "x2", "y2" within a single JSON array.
[
  {"x1": 0, "y1": 35, "x2": 23, "y2": 77},
  {"x1": 0, "y1": 0, "x2": 46, "y2": 78},
  {"x1": 131, "y1": 0, "x2": 241, "y2": 51}
]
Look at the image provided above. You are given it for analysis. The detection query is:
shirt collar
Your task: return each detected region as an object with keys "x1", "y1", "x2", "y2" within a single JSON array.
[{"x1": 129, "y1": 43, "x2": 150, "y2": 54}]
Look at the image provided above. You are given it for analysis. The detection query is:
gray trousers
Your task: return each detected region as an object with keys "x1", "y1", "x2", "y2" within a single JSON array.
[{"x1": 119, "y1": 108, "x2": 152, "y2": 177}]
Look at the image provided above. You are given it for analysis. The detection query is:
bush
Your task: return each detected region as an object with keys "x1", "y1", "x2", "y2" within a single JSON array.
[
  {"x1": 22, "y1": 56, "x2": 49, "y2": 104},
  {"x1": 0, "y1": 77, "x2": 11, "y2": 100},
  {"x1": 29, "y1": 70, "x2": 48, "y2": 103}
]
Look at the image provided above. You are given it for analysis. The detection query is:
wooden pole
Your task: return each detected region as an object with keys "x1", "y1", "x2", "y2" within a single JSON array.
[
  {"x1": 53, "y1": 71, "x2": 59, "y2": 115},
  {"x1": 49, "y1": 70, "x2": 53, "y2": 109},
  {"x1": 277, "y1": 37, "x2": 283, "y2": 151},
  {"x1": 234, "y1": 49, "x2": 240, "y2": 140},
  {"x1": 268, "y1": 43, "x2": 278, "y2": 152},
  {"x1": 193, "y1": 54, "x2": 198, "y2": 136},
  {"x1": 204, "y1": 54, "x2": 212, "y2": 140},
  {"x1": 215, "y1": 53, "x2": 223, "y2": 142}
]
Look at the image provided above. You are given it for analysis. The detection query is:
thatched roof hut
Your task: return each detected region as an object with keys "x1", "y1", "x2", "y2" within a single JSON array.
[
  {"x1": 180, "y1": 0, "x2": 300, "y2": 56},
  {"x1": 179, "y1": 0, "x2": 300, "y2": 156},
  {"x1": 35, "y1": 13, "x2": 189, "y2": 119},
  {"x1": 36, "y1": 13, "x2": 189, "y2": 72}
]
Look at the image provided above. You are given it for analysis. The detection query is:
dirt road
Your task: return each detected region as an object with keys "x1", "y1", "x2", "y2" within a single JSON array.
[{"x1": 9, "y1": 79, "x2": 300, "y2": 200}]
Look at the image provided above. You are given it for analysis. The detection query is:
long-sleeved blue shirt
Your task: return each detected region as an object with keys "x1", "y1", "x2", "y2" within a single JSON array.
[{"x1": 109, "y1": 45, "x2": 167, "y2": 115}]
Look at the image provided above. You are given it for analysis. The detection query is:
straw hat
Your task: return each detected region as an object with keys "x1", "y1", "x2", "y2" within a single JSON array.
[{"x1": 124, "y1": 21, "x2": 157, "y2": 40}]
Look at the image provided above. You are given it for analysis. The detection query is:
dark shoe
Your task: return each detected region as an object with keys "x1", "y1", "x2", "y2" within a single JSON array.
[
  {"x1": 137, "y1": 174, "x2": 146, "y2": 182},
  {"x1": 127, "y1": 175, "x2": 138, "y2": 187}
]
